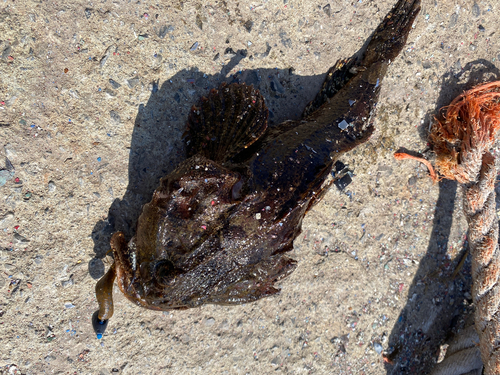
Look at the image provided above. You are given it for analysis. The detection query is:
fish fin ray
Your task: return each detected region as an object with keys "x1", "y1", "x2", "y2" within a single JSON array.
[{"x1": 185, "y1": 82, "x2": 268, "y2": 163}]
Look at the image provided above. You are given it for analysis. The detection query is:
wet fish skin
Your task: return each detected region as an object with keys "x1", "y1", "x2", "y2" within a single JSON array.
[
  {"x1": 250, "y1": 0, "x2": 421, "y2": 211},
  {"x1": 94, "y1": 0, "x2": 421, "y2": 333}
]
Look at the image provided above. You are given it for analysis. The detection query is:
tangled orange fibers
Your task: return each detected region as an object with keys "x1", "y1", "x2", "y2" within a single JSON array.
[{"x1": 429, "y1": 81, "x2": 500, "y2": 183}]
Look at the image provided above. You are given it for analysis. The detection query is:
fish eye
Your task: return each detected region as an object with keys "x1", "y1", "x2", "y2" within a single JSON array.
[{"x1": 154, "y1": 260, "x2": 177, "y2": 285}]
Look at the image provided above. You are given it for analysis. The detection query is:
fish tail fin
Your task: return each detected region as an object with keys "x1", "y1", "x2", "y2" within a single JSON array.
[
  {"x1": 184, "y1": 82, "x2": 268, "y2": 163},
  {"x1": 361, "y1": 0, "x2": 421, "y2": 67}
]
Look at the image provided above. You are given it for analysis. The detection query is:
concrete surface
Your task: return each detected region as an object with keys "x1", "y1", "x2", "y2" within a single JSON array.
[{"x1": 1, "y1": 0, "x2": 499, "y2": 374}]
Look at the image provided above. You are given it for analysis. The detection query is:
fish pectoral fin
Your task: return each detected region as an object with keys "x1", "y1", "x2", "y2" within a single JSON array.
[
  {"x1": 184, "y1": 82, "x2": 269, "y2": 163},
  {"x1": 302, "y1": 57, "x2": 357, "y2": 119},
  {"x1": 218, "y1": 281, "x2": 281, "y2": 305},
  {"x1": 209, "y1": 255, "x2": 298, "y2": 305}
]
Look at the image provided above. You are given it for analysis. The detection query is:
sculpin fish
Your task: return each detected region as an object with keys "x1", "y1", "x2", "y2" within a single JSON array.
[{"x1": 93, "y1": 0, "x2": 421, "y2": 337}]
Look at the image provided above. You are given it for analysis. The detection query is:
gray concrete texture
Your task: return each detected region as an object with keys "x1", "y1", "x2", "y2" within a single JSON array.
[{"x1": 0, "y1": 0, "x2": 499, "y2": 374}]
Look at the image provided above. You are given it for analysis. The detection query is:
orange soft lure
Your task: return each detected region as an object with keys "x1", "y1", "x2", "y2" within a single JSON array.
[{"x1": 393, "y1": 152, "x2": 438, "y2": 182}]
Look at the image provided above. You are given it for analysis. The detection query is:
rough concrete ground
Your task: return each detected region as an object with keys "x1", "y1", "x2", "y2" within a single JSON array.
[{"x1": 1, "y1": 0, "x2": 499, "y2": 374}]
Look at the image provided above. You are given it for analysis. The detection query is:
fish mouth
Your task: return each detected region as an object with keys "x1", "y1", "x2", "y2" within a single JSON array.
[
  {"x1": 93, "y1": 233, "x2": 185, "y2": 339},
  {"x1": 110, "y1": 232, "x2": 151, "y2": 308},
  {"x1": 111, "y1": 233, "x2": 186, "y2": 311}
]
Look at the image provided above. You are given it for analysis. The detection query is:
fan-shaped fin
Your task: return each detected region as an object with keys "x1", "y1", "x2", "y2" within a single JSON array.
[{"x1": 185, "y1": 82, "x2": 269, "y2": 163}]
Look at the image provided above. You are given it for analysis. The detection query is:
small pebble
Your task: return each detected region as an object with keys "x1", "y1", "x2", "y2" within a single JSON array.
[
  {"x1": 0, "y1": 170, "x2": 14, "y2": 186},
  {"x1": 14, "y1": 232, "x2": 30, "y2": 244},
  {"x1": 338, "y1": 120, "x2": 349, "y2": 130},
  {"x1": 323, "y1": 4, "x2": 331, "y2": 17},
  {"x1": 373, "y1": 342, "x2": 383, "y2": 354},
  {"x1": 472, "y1": 2, "x2": 480, "y2": 17},
  {"x1": 0, "y1": 212, "x2": 14, "y2": 229},
  {"x1": 243, "y1": 19, "x2": 253, "y2": 32},
  {"x1": 109, "y1": 79, "x2": 121, "y2": 89},
  {"x1": 158, "y1": 25, "x2": 174, "y2": 39},
  {"x1": 62, "y1": 278, "x2": 74, "y2": 288},
  {"x1": 448, "y1": 13, "x2": 458, "y2": 28},
  {"x1": 204, "y1": 317, "x2": 215, "y2": 326},
  {"x1": 110, "y1": 111, "x2": 121, "y2": 124},
  {"x1": 48, "y1": 181, "x2": 56, "y2": 192},
  {"x1": 127, "y1": 76, "x2": 140, "y2": 89}
]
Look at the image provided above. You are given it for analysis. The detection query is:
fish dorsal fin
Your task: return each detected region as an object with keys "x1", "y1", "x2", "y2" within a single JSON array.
[{"x1": 185, "y1": 82, "x2": 268, "y2": 163}]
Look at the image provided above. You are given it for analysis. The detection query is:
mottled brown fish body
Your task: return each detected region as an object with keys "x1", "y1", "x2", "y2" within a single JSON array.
[{"x1": 94, "y1": 0, "x2": 421, "y2": 336}]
